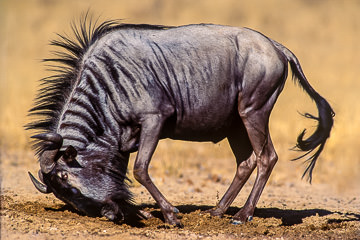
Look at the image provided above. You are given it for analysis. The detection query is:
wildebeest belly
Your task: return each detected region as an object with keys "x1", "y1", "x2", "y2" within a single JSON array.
[{"x1": 162, "y1": 81, "x2": 240, "y2": 142}]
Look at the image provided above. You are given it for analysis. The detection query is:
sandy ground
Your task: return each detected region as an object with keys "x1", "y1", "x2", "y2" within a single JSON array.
[{"x1": 1, "y1": 149, "x2": 359, "y2": 240}]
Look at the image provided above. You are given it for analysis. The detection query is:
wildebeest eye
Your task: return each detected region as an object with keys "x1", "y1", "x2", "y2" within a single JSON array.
[{"x1": 71, "y1": 188, "x2": 79, "y2": 195}]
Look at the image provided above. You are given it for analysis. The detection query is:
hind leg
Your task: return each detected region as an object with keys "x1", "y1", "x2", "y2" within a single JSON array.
[
  {"x1": 232, "y1": 91, "x2": 280, "y2": 223},
  {"x1": 233, "y1": 134, "x2": 277, "y2": 223},
  {"x1": 209, "y1": 120, "x2": 256, "y2": 217}
]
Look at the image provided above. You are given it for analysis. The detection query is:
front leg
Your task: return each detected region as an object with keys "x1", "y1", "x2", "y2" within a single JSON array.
[{"x1": 133, "y1": 114, "x2": 181, "y2": 227}]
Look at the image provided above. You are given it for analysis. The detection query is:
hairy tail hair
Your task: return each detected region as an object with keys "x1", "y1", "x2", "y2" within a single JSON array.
[{"x1": 271, "y1": 39, "x2": 335, "y2": 183}]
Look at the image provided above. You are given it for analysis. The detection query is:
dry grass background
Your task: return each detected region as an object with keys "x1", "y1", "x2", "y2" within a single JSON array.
[{"x1": 1, "y1": 0, "x2": 359, "y2": 194}]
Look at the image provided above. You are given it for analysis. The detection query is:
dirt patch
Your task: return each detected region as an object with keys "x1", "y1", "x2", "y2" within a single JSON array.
[
  {"x1": 2, "y1": 189, "x2": 360, "y2": 239},
  {"x1": 1, "y1": 151, "x2": 359, "y2": 239}
]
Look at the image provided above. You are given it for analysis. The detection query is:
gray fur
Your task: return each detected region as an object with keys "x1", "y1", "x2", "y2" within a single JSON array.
[{"x1": 27, "y1": 21, "x2": 334, "y2": 225}]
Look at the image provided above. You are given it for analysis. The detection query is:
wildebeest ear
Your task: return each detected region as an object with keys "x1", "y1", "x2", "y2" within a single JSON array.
[{"x1": 63, "y1": 146, "x2": 77, "y2": 163}]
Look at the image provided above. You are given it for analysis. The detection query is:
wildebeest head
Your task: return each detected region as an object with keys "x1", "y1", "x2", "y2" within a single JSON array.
[{"x1": 28, "y1": 133, "x2": 133, "y2": 222}]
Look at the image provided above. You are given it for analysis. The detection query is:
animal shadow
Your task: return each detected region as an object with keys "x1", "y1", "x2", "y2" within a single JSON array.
[
  {"x1": 252, "y1": 208, "x2": 339, "y2": 226},
  {"x1": 45, "y1": 203, "x2": 360, "y2": 227},
  {"x1": 175, "y1": 205, "x2": 360, "y2": 227},
  {"x1": 45, "y1": 204, "x2": 146, "y2": 227}
]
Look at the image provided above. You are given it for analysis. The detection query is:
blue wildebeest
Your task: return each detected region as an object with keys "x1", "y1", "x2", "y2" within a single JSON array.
[{"x1": 27, "y1": 19, "x2": 334, "y2": 227}]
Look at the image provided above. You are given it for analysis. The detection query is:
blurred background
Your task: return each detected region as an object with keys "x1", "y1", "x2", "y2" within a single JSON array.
[{"x1": 1, "y1": 0, "x2": 359, "y2": 192}]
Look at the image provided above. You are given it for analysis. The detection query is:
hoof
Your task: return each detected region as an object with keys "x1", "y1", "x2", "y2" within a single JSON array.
[
  {"x1": 173, "y1": 207, "x2": 180, "y2": 213},
  {"x1": 206, "y1": 207, "x2": 224, "y2": 217},
  {"x1": 231, "y1": 215, "x2": 253, "y2": 225},
  {"x1": 231, "y1": 219, "x2": 244, "y2": 225},
  {"x1": 164, "y1": 211, "x2": 181, "y2": 228}
]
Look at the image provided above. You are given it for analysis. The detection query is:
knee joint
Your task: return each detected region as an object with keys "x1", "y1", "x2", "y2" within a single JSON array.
[
  {"x1": 258, "y1": 152, "x2": 278, "y2": 172},
  {"x1": 133, "y1": 164, "x2": 148, "y2": 183}
]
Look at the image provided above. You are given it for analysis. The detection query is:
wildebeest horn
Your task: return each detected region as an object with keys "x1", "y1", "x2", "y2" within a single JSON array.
[
  {"x1": 31, "y1": 133, "x2": 63, "y2": 174},
  {"x1": 31, "y1": 133, "x2": 63, "y2": 147},
  {"x1": 28, "y1": 171, "x2": 52, "y2": 194}
]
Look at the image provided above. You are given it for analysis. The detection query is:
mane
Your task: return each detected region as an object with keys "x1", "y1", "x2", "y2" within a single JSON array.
[
  {"x1": 25, "y1": 17, "x2": 172, "y2": 219},
  {"x1": 25, "y1": 16, "x2": 169, "y2": 153}
]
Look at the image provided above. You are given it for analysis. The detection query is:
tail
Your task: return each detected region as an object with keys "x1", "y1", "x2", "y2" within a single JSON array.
[{"x1": 271, "y1": 39, "x2": 335, "y2": 182}]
